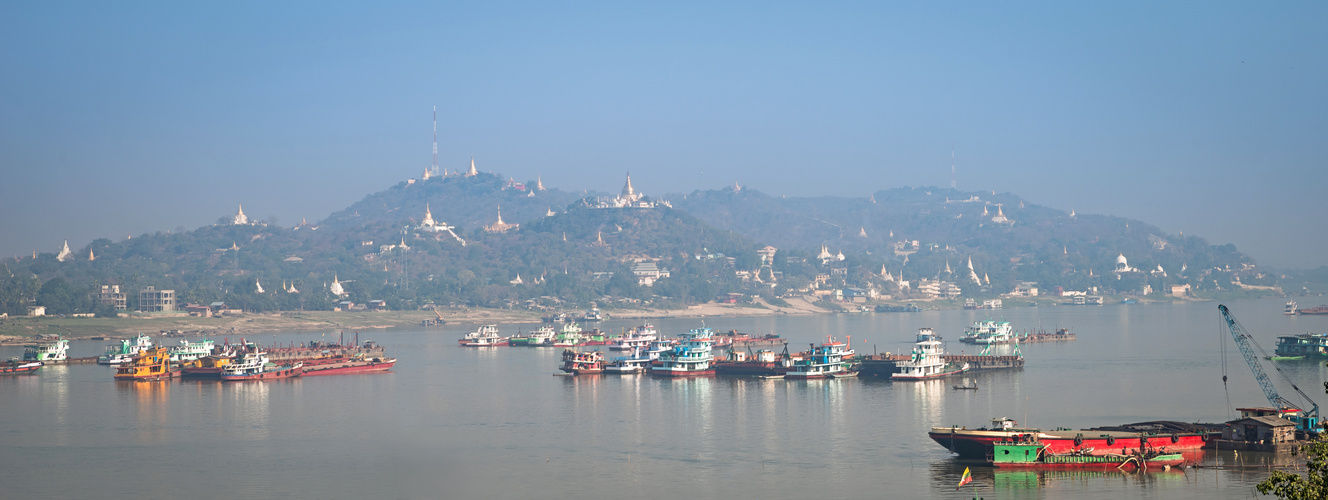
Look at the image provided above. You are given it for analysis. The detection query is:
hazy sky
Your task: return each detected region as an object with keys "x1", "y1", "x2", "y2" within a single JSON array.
[{"x1": 2, "y1": 2, "x2": 1324, "y2": 268}]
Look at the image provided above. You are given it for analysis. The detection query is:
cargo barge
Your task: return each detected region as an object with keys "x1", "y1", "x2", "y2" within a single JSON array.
[{"x1": 931, "y1": 418, "x2": 1215, "y2": 459}]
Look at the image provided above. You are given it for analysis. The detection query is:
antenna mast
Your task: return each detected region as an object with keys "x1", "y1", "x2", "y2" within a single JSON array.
[{"x1": 950, "y1": 149, "x2": 957, "y2": 189}]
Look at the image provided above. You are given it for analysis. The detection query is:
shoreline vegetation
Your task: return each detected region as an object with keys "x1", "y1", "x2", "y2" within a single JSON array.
[{"x1": 0, "y1": 293, "x2": 1244, "y2": 343}]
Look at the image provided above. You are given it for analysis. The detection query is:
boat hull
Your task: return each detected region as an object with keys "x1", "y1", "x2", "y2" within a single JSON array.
[
  {"x1": 302, "y1": 359, "x2": 396, "y2": 376},
  {"x1": 220, "y1": 365, "x2": 303, "y2": 381},
  {"x1": 929, "y1": 428, "x2": 1210, "y2": 459},
  {"x1": 892, "y1": 364, "x2": 968, "y2": 381},
  {"x1": 650, "y1": 368, "x2": 715, "y2": 377},
  {"x1": 114, "y1": 369, "x2": 182, "y2": 381},
  {"x1": 0, "y1": 362, "x2": 42, "y2": 375},
  {"x1": 714, "y1": 361, "x2": 790, "y2": 376},
  {"x1": 994, "y1": 455, "x2": 1187, "y2": 469}
]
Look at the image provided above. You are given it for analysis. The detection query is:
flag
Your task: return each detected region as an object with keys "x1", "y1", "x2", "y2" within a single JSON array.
[{"x1": 956, "y1": 467, "x2": 973, "y2": 490}]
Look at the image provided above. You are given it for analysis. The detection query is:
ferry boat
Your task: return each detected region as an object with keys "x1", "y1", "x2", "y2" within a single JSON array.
[
  {"x1": 651, "y1": 326, "x2": 716, "y2": 377},
  {"x1": 1, "y1": 359, "x2": 43, "y2": 375},
  {"x1": 559, "y1": 349, "x2": 605, "y2": 375},
  {"x1": 113, "y1": 347, "x2": 180, "y2": 381},
  {"x1": 219, "y1": 351, "x2": 303, "y2": 381},
  {"x1": 892, "y1": 328, "x2": 969, "y2": 380},
  {"x1": 1285, "y1": 301, "x2": 1298, "y2": 315},
  {"x1": 713, "y1": 346, "x2": 793, "y2": 376},
  {"x1": 23, "y1": 337, "x2": 69, "y2": 363},
  {"x1": 521, "y1": 326, "x2": 558, "y2": 347},
  {"x1": 167, "y1": 339, "x2": 215, "y2": 362},
  {"x1": 959, "y1": 320, "x2": 1015, "y2": 344},
  {"x1": 1272, "y1": 333, "x2": 1328, "y2": 360},
  {"x1": 785, "y1": 338, "x2": 852, "y2": 379},
  {"x1": 609, "y1": 324, "x2": 658, "y2": 351},
  {"x1": 553, "y1": 323, "x2": 585, "y2": 347},
  {"x1": 302, "y1": 355, "x2": 396, "y2": 376},
  {"x1": 98, "y1": 333, "x2": 154, "y2": 365},
  {"x1": 989, "y1": 435, "x2": 1186, "y2": 469},
  {"x1": 579, "y1": 308, "x2": 603, "y2": 322},
  {"x1": 604, "y1": 346, "x2": 651, "y2": 374},
  {"x1": 458, "y1": 325, "x2": 507, "y2": 347},
  {"x1": 930, "y1": 417, "x2": 1213, "y2": 459}
]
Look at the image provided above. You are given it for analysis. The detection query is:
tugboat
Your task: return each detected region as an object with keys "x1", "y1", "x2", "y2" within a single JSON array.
[
  {"x1": 113, "y1": 347, "x2": 181, "y2": 381},
  {"x1": 219, "y1": 351, "x2": 303, "y2": 381},
  {"x1": 167, "y1": 339, "x2": 215, "y2": 362},
  {"x1": 23, "y1": 337, "x2": 69, "y2": 363},
  {"x1": 609, "y1": 323, "x2": 658, "y2": 351},
  {"x1": 560, "y1": 349, "x2": 605, "y2": 375},
  {"x1": 604, "y1": 346, "x2": 652, "y2": 374},
  {"x1": 98, "y1": 333, "x2": 154, "y2": 365},
  {"x1": 651, "y1": 325, "x2": 716, "y2": 377},
  {"x1": 959, "y1": 320, "x2": 1015, "y2": 345},
  {"x1": 893, "y1": 328, "x2": 969, "y2": 380},
  {"x1": 785, "y1": 337, "x2": 852, "y2": 379},
  {"x1": 989, "y1": 433, "x2": 1186, "y2": 470},
  {"x1": 0, "y1": 359, "x2": 43, "y2": 375},
  {"x1": 458, "y1": 325, "x2": 507, "y2": 347}
]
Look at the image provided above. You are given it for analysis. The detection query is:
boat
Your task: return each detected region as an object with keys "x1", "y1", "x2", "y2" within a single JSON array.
[
  {"x1": 23, "y1": 337, "x2": 69, "y2": 363},
  {"x1": 603, "y1": 346, "x2": 651, "y2": 374},
  {"x1": 219, "y1": 351, "x2": 303, "y2": 381},
  {"x1": 651, "y1": 326, "x2": 716, "y2": 377},
  {"x1": 893, "y1": 328, "x2": 969, "y2": 380},
  {"x1": 1296, "y1": 305, "x2": 1328, "y2": 315},
  {"x1": 959, "y1": 320, "x2": 1015, "y2": 344},
  {"x1": 98, "y1": 333, "x2": 154, "y2": 365},
  {"x1": 609, "y1": 323, "x2": 658, "y2": 351},
  {"x1": 113, "y1": 347, "x2": 181, "y2": 381},
  {"x1": 458, "y1": 325, "x2": 507, "y2": 347},
  {"x1": 1285, "y1": 301, "x2": 1298, "y2": 315},
  {"x1": 552, "y1": 323, "x2": 585, "y2": 347},
  {"x1": 578, "y1": 308, "x2": 603, "y2": 322},
  {"x1": 521, "y1": 326, "x2": 558, "y2": 347},
  {"x1": 785, "y1": 337, "x2": 852, "y2": 379},
  {"x1": 167, "y1": 339, "x2": 215, "y2": 362},
  {"x1": 181, "y1": 351, "x2": 235, "y2": 378},
  {"x1": 559, "y1": 349, "x2": 605, "y2": 375},
  {"x1": 301, "y1": 355, "x2": 396, "y2": 376},
  {"x1": 541, "y1": 312, "x2": 569, "y2": 323},
  {"x1": 0, "y1": 359, "x2": 42, "y2": 375},
  {"x1": 507, "y1": 330, "x2": 532, "y2": 347},
  {"x1": 1273, "y1": 333, "x2": 1328, "y2": 360},
  {"x1": 930, "y1": 418, "x2": 1215, "y2": 459},
  {"x1": 989, "y1": 434, "x2": 1186, "y2": 470},
  {"x1": 954, "y1": 382, "x2": 979, "y2": 390},
  {"x1": 713, "y1": 346, "x2": 794, "y2": 376}
]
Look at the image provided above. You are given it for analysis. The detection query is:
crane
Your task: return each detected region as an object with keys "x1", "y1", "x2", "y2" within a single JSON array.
[{"x1": 1218, "y1": 304, "x2": 1320, "y2": 433}]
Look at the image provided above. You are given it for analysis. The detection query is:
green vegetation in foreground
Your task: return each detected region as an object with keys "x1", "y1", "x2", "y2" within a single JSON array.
[{"x1": 1256, "y1": 379, "x2": 1328, "y2": 498}]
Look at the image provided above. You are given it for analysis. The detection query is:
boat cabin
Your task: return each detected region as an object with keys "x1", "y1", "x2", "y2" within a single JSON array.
[{"x1": 1223, "y1": 416, "x2": 1296, "y2": 444}]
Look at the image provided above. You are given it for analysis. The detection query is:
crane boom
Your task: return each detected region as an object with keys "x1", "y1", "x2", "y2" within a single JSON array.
[{"x1": 1218, "y1": 304, "x2": 1320, "y2": 432}]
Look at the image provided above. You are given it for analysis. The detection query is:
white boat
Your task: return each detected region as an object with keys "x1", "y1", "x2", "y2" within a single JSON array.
[
  {"x1": 23, "y1": 337, "x2": 69, "y2": 363},
  {"x1": 609, "y1": 323, "x2": 658, "y2": 351},
  {"x1": 959, "y1": 320, "x2": 1014, "y2": 344},
  {"x1": 604, "y1": 346, "x2": 652, "y2": 374},
  {"x1": 527, "y1": 326, "x2": 558, "y2": 347},
  {"x1": 893, "y1": 328, "x2": 969, "y2": 380},
  {"x1": 1286, "y1": 301, "x2": 1299, "y2": 315},
  {"x1": 651, "y1": 326, "x2": 715, "y2": 376},
  {"x1": 785, "y1": 337, "x2": 851, "y2": 379},
  {"x1": 458, "y1": 325, "x2": 506, "y2": 346},
  {"x1": 168, "y1": 339, "x2": 216, "y2": 362},
  {"x1": 98, "y1": 333, "x2": 154, "y2": 365}
]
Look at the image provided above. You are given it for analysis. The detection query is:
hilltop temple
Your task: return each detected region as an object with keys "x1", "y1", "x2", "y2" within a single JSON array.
[
  {"x1": 591, "y1": 173, "x2": 660, "y2": 208},
  {"x1": 484, "y1": 205, "x2": 519, "y2": 233}
]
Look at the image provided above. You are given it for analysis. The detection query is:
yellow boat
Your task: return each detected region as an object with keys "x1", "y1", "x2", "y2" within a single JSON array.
[{"x1": 113, "y1": 347, "x2": 180, "y2": 381}]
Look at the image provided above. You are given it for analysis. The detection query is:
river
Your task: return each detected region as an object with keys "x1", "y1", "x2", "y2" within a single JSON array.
[{"x1": 2, "y1": 297, "x2": 1326, "y2": 499}]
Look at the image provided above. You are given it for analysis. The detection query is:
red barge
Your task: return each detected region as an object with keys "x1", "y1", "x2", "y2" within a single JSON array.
[
  {"x1": 931, "y1": 418, "x2": 1215, "y2": 459},
  {"x1": 302, "y1": 356, "x2": 397, "y2": 376}
]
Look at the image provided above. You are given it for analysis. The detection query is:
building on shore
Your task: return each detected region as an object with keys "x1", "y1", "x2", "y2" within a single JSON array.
[{"x1": 139, "y1": 286, "x2": 176, "y2": 312}]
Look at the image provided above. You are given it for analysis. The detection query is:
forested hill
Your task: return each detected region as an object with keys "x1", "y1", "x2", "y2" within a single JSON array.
[
  {"x1": 321, "y1": 172, "x2": 587, "y2": 233},
  {"x1": 669, "y1": 185, "x2": 1262, "y2": 293}
]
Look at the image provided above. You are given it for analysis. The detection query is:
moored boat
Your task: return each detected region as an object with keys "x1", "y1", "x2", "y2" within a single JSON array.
[
  {"x1": 892, "y1": 328, "x2": 968, "y2": 380},
  {"x1": 113, "y1": 347, "x2": 181, "y2": 381},
  {"x1": 930, "y1": 417, "x2": 1214, "y2": 459},
  {"x1": 1273, "y1": 333, "x2": 1328, "y2": 360},
  {"x1": 1296, "y1": 305, "x2": 1328, "y2": 315},
  {"x1": 1285, "y1": 301, "x2": 1298, "y2": 315},
  {"x1": 578, "y1": 308, "x2": 603, "y2": 322},
  {"x1": 526, "y1": 326, "x2": 558, "y2": 347},
  {"x1": 168, "y1": 339, "x2": 215, "y2": 362},
  {"x1": 609, "y1": 324, "x2": 658, "y2": 351},
  {"x1": 785, "y1": 338, "x2": 851, "y2": 379},
  {"x1": 651, "y1": 325, "x2": 716, "y2": 377},
  {"x1": 23, "y1": 337, "x2": 69, "y2": 363},
  {"x1": 603, "y1": 346, "x2": 651, "y2": 374},
  {"x1": 1, "y1": 359, "x2": 43, "y2": 375},
  {"x1": 560, "y1": 349, "x2": 605, "y2": 375},
  {"x1": 714, "y1": 346, "x2": 793, "y2": 376},
  {"x1": 959, "y1": 320, "x2": 1015, "y2": 344},
  {"x1": 458, "y1": 325, "x2": 507, "y2": 347},
  {"x1": 181, "y1": 351, "x2": 235, "y2": 378},
  {"x1": 219, "y1": 351, "x2": 303, "y2": 381},
  {"x1": 301, "y1": 355, "x2": 396, "y2": 376},
  {"x1": 98, "y1": 333, "x2": 154, "y2": 365},
  {"x1": 989, "y1": 435, "x2": 1187, "y2": 469}
]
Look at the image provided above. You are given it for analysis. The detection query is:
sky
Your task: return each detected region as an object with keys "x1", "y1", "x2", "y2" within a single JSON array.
[{"x1": 2, "y1": 2, "x2": 1325, "y2": 268}]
